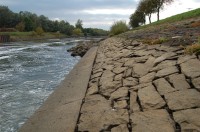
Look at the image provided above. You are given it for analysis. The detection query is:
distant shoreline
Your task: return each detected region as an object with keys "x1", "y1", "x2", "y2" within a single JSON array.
[{"x1": 0, "y1": 34, "x2": 107, "y2": 44}]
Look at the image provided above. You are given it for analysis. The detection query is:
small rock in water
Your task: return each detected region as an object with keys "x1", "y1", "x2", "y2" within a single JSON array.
[{"x1": 67, "y1": 40, "x2": 99, "y2": 57}]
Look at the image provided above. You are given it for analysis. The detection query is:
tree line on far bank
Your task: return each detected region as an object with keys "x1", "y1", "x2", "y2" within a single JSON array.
[
  {"x1": 0, "y1": 6, "x2": 108, "y2": 36},
  {"x1": 110, "y1": 0, "x2": 173, "y2": 35}
]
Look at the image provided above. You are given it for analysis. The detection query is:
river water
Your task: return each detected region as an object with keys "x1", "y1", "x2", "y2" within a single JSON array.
[{"x1": 0, "y1": 39, "x2": 82, "y2": 132}]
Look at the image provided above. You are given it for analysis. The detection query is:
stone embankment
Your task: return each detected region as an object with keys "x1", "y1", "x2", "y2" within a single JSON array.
[
  {"x1": 67, "y1": 39, "x2": 104, "y2": 57},
  {"x1": 76, "y1": 37, "x2": 200, "y2": 131}
]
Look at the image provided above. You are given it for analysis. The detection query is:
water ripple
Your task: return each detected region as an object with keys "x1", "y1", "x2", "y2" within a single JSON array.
[{"x1": 0, "y1": 39, "x2": 80, "y2": 132}]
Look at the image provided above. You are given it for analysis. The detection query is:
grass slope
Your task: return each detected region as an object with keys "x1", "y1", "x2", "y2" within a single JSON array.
[
  {"x1": 135, "y1": 8, "x2": 200, "y2": 30},
  {"x1": 121, "y1": 8, "x2": 200, "y2": 55}
]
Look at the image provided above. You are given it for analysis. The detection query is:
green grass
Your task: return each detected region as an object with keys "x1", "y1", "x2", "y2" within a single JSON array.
[
  {"x1": 134, "y1": 8, "x2": 200, "y2": 30},
  {"x1": 0, "y1": 32, "x2": 32, "y2": 36},
  {"x1": 0, "y1": 31, "x2": 66, "y2": 42}
]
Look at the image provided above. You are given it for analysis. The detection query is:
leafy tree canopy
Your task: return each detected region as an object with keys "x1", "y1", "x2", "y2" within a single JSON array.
[{"x1": 0, "y1": 6, "x2": 108, "y2": 37}]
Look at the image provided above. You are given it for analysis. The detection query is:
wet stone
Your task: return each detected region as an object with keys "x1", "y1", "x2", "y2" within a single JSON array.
[
  {"x1": 145, "y1": 56, "x2": 156, "y2": 66},
  {"x1": 117, "y1": 96, "x2": 129, "y2": 101},
  {"x1": 93, "y1": 68, "x2": 103, "y2": 74},
  {"x1": 113, "y1": 62, "x2": 124, "y2": 68},
  {"x1": 78, "y1": 38, "x2": 200, "y2": 131},
  {"x1": 100, "y1": 70, "x2": 115, "y2": 85},
  {"x1": 123, "y1": 77, "x2": 138, "y2": 87},
  {"x1": 80, "y1": 95, "x2": 111, "y2": 113},
  {"x1": 138, "y1": 85, "x2": 166, "y2": 110},
  {"x1": 130, "y1": 109, "x2": 175, "y2": 132},
  {"x1": 124, "y1": 59, "x2": 135, "y2": 67},
  {"x1": 133, "y1": 64, "x2": 151, "y2": 77},
  {"x1": 165, "y1": 89, "x2": 200, "y2": 111},
  {"x1": 175, "y1": 50, "x2": 184, "y2": 55},
  {"x1": 123, "y1": 68, "x2": 132, "y2": 78},
  {"x1": 87, "y1": 84, "x2": 98, "y2": 95},
  {"x1": 129, "y1": 83, "x2": 152, "y2": 91},
  {"x1": 114, "y1": 100, "x2": 128, "y2": 109},
  {"x1": 153, "y1": 78, "x2": 176, "y2": 96},
  {"x1": 103, "y1": 64, "x2": 114, "y2": 70},
  {"x1": 110, "y1": 87, "x2": 128, "y2": 100},
  {"x1": 153, "y1": 52, "x2": 177, "y2": 66},
  {"x1": 134, "y1": 56, "x2": 148, "y2": 63},
  {"x1": 78, "y1": 109, "x2": 129, "y2": 131},
  {"x1": 155, "y1": 66, "x2": 179, "y2": 78},
  {"x1": 192, "y1": 77, "x2": 200, "y2": 90},
  {"x1": 168, "y1": 74, "x2": 190, "y2": 90},
  {"x1": 100, "y1": 81, "x2": 122, "y2": 97},
  {"x1": 173, "y1": 108, "x2": 200, "y2": 131},
  {"x1": 133, "y1": 50, "x2": 147, "y2": 57},
  {"x1": 90, "y1": 72, "x2": 102, "y2": 79},
  {"x1": 151, "y1": 51, "x2": 165, "y2": 58},
  {"x1": 111, "y1": 124, "x2": 129, "y2": 132},
  {"x1": 139, "y1": 72, "x2": 156, "y2": 84},
  {"x1": 114, "y1": 74, "x2": 123, "y2": 81},
  {"x1": 177, "y1": 55, "x2": 196, "y2": 64},
  {"x1": 181, "y1": 59, "x2": 200, "y2": 78},
  {"x1": 113, "y1": 67, "x2": 127, "y2": 74},
  {"x1": 151, "y1": 60, "x2": 177, "y2": 72},
  {"x1": 130, "y1": 91, "x2": 140, "y2": 113},
  {"x1": 89, "y1": 78, "x2": 99, "y2": 87}
]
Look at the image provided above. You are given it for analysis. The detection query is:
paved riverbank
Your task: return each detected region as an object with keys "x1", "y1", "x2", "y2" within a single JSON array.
[
  {"x1": 76, "y1": 37, "x2": 200, "y2": 131},
  {"x1": 19, "y1": 18, "x2": 200, "y2": 132},
  {"x1": 19, "y1": 47, "x2": 98, "y2": 132}
]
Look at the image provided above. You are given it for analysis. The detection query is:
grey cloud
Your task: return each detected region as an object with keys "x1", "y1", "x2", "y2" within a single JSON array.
[
  {"x1": 8, "y1": 0, "x2": 137, "y2": 11},
  {"x1": 3, "y1": 0, "x2": 138, "y2": 29}
]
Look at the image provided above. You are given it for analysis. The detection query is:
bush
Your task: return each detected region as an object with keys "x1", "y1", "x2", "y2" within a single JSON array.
[
  {"x1": 35, "y1": 27, "x2": 44, "y2": 36},
  {"x1": 15, "y1": 22, "x2": 25, "y2": 32},
  {"x1": 141, "y1": 37, "x2": 169, "y2": 45},
  {"x1": 73, "y1": 28, "x2": 83, "y2": 36},
  {"x1": 55, "y1": 31, "x2": 61, "y2": 38},
  {"x1": 185, "y1": 43, "x2": 200, "y2": 55},
  {"x1": 30, "y1": 31, "x2": 37, "y2": 36},
  {"x1": 110, "y1": 21, "x2": 129, "y2": 35}
]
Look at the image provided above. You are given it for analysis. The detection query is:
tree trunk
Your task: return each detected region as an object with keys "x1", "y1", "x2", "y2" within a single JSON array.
[
  {"x1": 157, "y1": 8, "x2": 160, "y2": 21},
  {"x1": 148, "y1": 14, "x2": 152, "y2": 24}
]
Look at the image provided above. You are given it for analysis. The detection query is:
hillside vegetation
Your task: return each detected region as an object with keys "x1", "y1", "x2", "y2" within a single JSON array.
[
  {"x1": 135, "y1": 8, "x2": 200, "y2": 30},
  {"x1": 120, "y1": 8, "x2": 200, "y2": 55}
]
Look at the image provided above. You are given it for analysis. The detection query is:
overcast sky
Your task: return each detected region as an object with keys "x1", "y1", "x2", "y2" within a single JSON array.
[{"x1": 1, "y1": 0, "x2": 200, "y2": 30}]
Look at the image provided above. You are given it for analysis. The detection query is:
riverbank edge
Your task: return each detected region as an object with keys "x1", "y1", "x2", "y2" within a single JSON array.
[
  {"x1": 0, "y1": 35, "x2": 107, "y2": 44},
  {"x1": 19, "y1": 46, "x2": 98, "y2": 132}
]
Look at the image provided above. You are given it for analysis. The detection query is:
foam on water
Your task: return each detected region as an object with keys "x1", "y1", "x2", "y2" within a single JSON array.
[{"x1": 0, "y1": 39, "x2": 81, "y2": 132}]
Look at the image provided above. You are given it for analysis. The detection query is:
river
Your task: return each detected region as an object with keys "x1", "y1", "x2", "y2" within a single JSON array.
[{"x1": 0, "y1": 39, "x2": 84, "y2": 132}]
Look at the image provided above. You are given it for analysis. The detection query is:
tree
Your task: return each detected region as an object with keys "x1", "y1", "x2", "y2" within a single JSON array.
[
  {"x1": 39, "y1": 15, "x2": 49, "y2": 31},
  {"x1": 83, "y1": 28, "x2": 108, "y2": 36},
  {"x1": 15, "y1": 22, "x2": 25, "y2": 31},
  {"x1": 35, "y1": 27, "x2": 44, "y2": 35},
  {"x1": 129, "y1": 10, "x2": 145, "y2": 28},
  {"x1": 73, "y1": 28, "x2": 83, "y2": 36},
  {"x1": 75, "y1": 19, "x2": 83, "y2": 30},
  {"x1": 0, "y1": 6, "x2": 88, "y2": 36},
  {"x1": 0, "y1": 6, "x2": 13, "y2": 27},
  {"x1": 138, "y1": 0, "x2": 156, "y2": 23},
  {"x1": 151, "y1": 0, "x2": 173, "y2": 21},
  {"x1": 24, "y1": 17, "x2": 34, "y2": 31}
]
